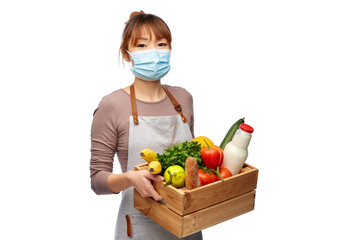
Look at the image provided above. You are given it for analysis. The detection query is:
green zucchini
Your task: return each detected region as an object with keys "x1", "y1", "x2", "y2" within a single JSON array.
[{"x1": 219, "y1": 117, "x2": 245, "y2": 150}]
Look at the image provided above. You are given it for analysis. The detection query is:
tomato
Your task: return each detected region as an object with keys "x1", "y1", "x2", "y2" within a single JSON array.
[
  {"x1": 216, "y1": 168, "x2": 232, "y2": 181},
  {"x1": 200, "y1": 145, "x2": 224, "y2": 169},
  {"x1": 198, "y1": 169, "x2": 217, "y2": 186}
]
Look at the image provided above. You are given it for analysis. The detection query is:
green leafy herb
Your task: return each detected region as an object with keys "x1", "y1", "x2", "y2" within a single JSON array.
[{"x1": 156, "y1": 141, "x2": 203, "y2": 171}]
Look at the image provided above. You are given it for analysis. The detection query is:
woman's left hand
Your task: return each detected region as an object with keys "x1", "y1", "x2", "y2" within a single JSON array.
[{"x1": 128, "y1": 170, "x2": 164, "y2": 201}]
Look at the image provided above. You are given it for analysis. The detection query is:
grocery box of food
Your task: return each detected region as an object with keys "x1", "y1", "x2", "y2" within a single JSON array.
[{"x1": 134, "y1": 162, "x2": 258, "y2": 238}]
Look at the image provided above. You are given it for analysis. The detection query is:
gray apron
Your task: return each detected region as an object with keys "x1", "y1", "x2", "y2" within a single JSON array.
[{"x1": 114, "y1": 85, "x2": 203, "y2": 240}]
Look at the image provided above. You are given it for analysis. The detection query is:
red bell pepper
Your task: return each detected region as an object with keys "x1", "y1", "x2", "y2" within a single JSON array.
[{"x1": 200, "y1": 140, "x2": 224, "y2": 169}]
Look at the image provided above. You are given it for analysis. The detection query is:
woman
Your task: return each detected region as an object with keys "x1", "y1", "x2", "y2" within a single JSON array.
[{"x1": 90, "y1": 11, "x2": 203, "y2": 239}]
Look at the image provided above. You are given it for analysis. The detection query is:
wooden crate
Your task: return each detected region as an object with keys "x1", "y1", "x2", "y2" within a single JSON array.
[{"x1": 134, "y1": 163, "x2": 258, "y2": 238}]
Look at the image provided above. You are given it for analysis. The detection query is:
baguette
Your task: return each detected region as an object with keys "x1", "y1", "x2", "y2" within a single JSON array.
[{"x1": 185, "y1": 157, "x2": 201, "y2": 189}]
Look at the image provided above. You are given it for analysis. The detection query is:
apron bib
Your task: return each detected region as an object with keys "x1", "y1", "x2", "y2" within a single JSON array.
[{"x1": 114, "y1": 85, "x2": 203, "y2": 239}]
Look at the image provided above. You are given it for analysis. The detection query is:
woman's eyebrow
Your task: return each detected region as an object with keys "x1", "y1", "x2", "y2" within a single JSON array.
[{"x1": 137, "y1": 37, "x2": 149, "y2": 41}]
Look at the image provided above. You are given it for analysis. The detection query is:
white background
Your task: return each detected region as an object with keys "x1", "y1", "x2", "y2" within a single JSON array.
[{"x1": 1, "y1": 0, "x2": 340, "y2": 239}]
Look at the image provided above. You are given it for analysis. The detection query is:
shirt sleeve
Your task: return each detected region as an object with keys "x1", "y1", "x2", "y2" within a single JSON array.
[
  {"x1": 90, "y1": 97, "x2": 117, "y2": 195},
  {"x1": 189, "y1": 92, "x2": 195, "y2": 138}
]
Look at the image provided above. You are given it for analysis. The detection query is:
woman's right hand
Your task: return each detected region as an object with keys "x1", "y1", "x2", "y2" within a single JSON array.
[{"x1": 128, "y1": 170, "x2": 164, "y2": 201}]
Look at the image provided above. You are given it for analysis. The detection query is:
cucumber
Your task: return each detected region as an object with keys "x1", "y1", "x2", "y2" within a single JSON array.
[{"x1": 219, "y1": 117, "x2": 245, "y2": 150}]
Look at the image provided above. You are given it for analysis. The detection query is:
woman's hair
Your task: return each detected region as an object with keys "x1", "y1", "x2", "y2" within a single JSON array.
[{"x1": 119, "y1": 11, "x2": 172, "y2": 59}]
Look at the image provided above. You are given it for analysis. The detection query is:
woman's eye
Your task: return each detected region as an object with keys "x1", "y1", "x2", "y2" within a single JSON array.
[
  {"x1": 158, "y1": 43, "x2": 167, "y2": 47},
  {"x1": 137, "y1": 44, "x2": 147, "y2": 47}
]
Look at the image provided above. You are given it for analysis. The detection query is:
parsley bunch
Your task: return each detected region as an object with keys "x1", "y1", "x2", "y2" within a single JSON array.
[{"x1": 156, "y1": 141, "x2": 203, "y2": 171}]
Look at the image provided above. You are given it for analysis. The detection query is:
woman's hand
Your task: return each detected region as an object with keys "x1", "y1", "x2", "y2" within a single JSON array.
[{"x1": 128, "y1": 170, "x2": 164, "y2": 201}]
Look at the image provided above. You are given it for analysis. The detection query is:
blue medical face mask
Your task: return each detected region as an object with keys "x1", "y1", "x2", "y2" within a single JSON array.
[{"x1": 126, "y1": 48, "x2": 171, "y2": 81}]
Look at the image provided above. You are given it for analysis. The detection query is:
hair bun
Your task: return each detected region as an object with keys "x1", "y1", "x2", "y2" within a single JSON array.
[{"x1": 129, "y1": 10, "x2": 145, "y2": 20}]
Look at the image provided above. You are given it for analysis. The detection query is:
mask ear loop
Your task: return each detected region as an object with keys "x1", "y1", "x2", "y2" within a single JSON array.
[{"x1": 126, "y1": 49, "x2": 133, "y2": 67}]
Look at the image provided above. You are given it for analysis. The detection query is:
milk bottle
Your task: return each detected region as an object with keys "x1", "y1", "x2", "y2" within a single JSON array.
[{"x1": 222, "y1": 123, "x2": 254, "y2": 175}]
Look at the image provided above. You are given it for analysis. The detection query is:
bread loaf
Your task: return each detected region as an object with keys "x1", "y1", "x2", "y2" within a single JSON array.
[{"x1": 185, "y1": 157, "x2": 201, "y2": 189}]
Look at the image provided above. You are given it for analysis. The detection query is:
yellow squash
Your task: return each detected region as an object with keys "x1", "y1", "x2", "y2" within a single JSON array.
[
  {"x1": 140, "y1": 148, "x2": 157, "y2": 163},
  {"x1": 148, "y1": 161, "x2": 162, "y2": 174}
]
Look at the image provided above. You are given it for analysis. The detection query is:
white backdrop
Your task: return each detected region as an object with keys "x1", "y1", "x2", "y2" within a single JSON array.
[{"x1": 1, "y1": 0, "x2": 340, "y2": 239}]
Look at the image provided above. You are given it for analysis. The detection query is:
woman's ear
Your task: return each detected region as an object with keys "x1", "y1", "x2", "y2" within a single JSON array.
[{"x1": 123, "y1": 51, "x2": 131, "y2": 62}]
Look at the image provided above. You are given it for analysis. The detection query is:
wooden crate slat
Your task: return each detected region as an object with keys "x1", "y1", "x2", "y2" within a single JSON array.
[
  {"x1": 153, "y1": 181, "x2": 185, "y2": 215},
  {"x1": 182, "y1": 190, "x2": 256, "y2": 237},
  {"x1": 134, "y1": 189, "x2": 184, "y2": 238},
  {"x1": 134, "y1": 189, "x2": 256, "y2": 238}
]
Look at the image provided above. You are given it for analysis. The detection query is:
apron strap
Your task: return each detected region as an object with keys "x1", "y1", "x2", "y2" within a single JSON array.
[
  {"x1": 125, "y1": 215, "x2": 133, "y2": 237},
  {"x1": 162, "y1": 85, "x2": 188, "y2": 123},
  {"x1": 129, "y1": 84, "x2": 188, "y2": 125},
  {"x1": 130, "y1": 84, "x2": 139, "y2": 124}
]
